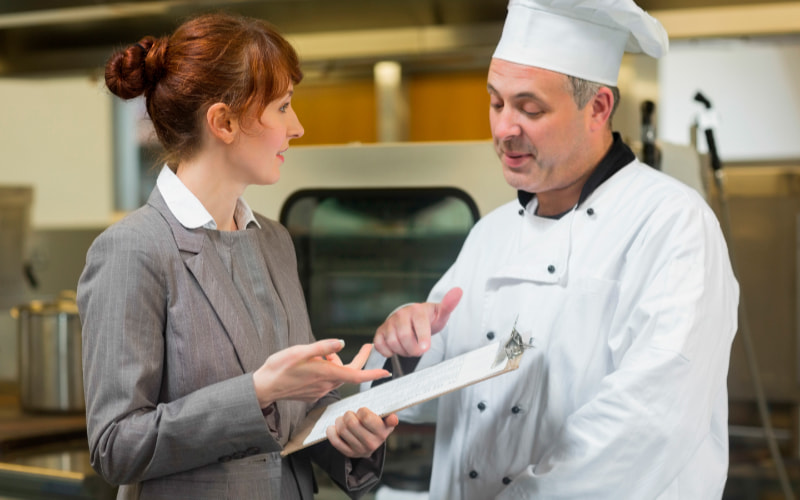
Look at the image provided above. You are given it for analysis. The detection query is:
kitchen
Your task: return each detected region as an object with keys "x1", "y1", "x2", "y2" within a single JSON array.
[{"x1": 2, "y1": 0, "x2": 800, "y2": 498}]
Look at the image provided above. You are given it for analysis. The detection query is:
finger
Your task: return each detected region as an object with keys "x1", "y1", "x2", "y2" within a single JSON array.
[
  {"x1": 299, "y1": 339, "x2": 345, "y2": 360},
  {"x1": 431, "y1": 287, "x2": 463, "y2": 333},
  {"x1": 326, "y1": 425, "x2": 355, "y2": 457},
  {"x1": 373, "y1": 327, "x2": 391, "y2": 358},
  {"x1": 355, "y1": 407, "x2": 396, "y2": 436},
  {"x1": 325, "y1": 352, "x2": 344, "y2": 366},
  {"x1": 338, "y1": 411, "x2": 374, "y2": 456},
  {"x1": 327, "y1": 365, "x2": 390, "y2": 385},
  {"x1": 403, "y1": 307, "x2": 433, "y2": 355},
  {"x1": 331, "y1": 412, "x2": 369, "y2": 457},
  {"x1": 382, "y1": 322, "x2": 411, "y2": 357},
  {"x1": 383, "y1": 412, "x2": 400, "y2": 428},
  {"x1": 345, "y1": 343, "x2": 373, "y2": 370}
]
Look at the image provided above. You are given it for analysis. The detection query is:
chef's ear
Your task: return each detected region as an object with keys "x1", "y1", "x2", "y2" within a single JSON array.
[
  {"x1": 206, "y1": 102, "x2": 238, "y2": 144},
  {"x1": 588, "y1": 86, "x2": 614, "y2": 131}
]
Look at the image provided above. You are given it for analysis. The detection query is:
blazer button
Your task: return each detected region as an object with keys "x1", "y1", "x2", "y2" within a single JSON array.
[
  {"x1": 502, "y1": 477, "x2": 512, "y2": 485},
  {"x1": 477, "y1": 402, "x2": 487, "y2": 411},
  {"x1": 547, "y1": 265, "x2": 556, "y2": 274},
  {"x1": 218, "y1": 455, "x2": 232, "y2": 463},
  {"x1": 486, "y1": 331, "x2": 495, "y2": 340},
  {"x1": 469, "y1": 470, "x2": 479, "y2": 479},
  {"x1": 511, "y1": 405, "x2": 521, "y2": 414}
]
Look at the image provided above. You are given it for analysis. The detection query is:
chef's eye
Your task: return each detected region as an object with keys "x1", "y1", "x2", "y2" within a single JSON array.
[{"x1": 522, "y1": 106, "x2": 542, "y2": 117}]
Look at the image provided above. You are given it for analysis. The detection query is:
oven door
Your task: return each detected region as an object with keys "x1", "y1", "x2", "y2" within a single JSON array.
[{"x1": 281, "y1": 187, "x2": 478, "y2": 360}]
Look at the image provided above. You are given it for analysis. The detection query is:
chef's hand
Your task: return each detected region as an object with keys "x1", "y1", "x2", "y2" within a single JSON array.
[
  {"x1": 373, "y1": 287, "x2": 462, "y2": 358},
  {"x1": 327, "y1": 409, "x2": 399, "y2": 458},
  {"x1": 253, "y1": 341, "x2": 389, "y2": 408}
]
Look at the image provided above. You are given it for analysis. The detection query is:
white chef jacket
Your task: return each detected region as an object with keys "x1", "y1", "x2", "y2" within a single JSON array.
[{"x1": 383, "y1": 156, "x2": 739, "y2": 499}]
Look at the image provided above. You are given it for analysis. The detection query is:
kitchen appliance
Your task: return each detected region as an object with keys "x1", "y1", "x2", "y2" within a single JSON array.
[
  {"x1": 0, "y1": 186, "x2": 33, "y2": 310},
  {"x1": 12, "y1": 291, "x2": 84, "y2": 413}
]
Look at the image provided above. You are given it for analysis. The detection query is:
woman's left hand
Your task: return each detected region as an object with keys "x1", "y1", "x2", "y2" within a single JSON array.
[{"x1": 326, "y1": 409, "x2": 399, "y2": 458}]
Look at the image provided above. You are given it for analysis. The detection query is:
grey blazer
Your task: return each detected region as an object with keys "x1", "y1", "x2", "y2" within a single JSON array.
[{"x1": 77, "y1": 188, "x2": 382, "y2": 499}]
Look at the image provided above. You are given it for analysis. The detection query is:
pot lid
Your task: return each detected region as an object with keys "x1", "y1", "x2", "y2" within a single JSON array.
[{"x1": 11, "y1": 290, "x2": 78, "y2": 317}]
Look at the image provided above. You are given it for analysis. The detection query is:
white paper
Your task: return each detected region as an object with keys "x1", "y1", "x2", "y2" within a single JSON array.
[{"x1": 302, "y1": 341, "x2": 512, "y2": 446}]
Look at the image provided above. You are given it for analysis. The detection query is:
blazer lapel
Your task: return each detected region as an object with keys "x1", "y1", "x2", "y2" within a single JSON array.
[{"x1": 148, "y1": 189, "x2": 264, "y2": 373}]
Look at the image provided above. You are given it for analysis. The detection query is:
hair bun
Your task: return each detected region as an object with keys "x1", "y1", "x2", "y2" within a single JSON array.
[{"x1": 104, "y1": 36, "x2": 168, "y2": 99}]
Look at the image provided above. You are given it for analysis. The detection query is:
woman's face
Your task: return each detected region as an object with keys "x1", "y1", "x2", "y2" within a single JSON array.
[{"x1": 227, "y1": 84, "x2": 304, "y2": 186}]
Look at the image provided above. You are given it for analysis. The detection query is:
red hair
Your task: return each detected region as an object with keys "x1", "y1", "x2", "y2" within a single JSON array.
[{"x1": 105, "y1": 12, "x2": 303, "y2": 166}]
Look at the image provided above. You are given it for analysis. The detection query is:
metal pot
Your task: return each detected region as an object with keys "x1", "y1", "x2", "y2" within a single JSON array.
[{"x1": 11, "y1": 290, "x2": 85, "y2": 413}]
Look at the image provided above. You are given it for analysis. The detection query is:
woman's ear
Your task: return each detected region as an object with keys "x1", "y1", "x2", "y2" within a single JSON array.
[{"x1": 206, "y1": 102, "x2": 237, "y2": 144}]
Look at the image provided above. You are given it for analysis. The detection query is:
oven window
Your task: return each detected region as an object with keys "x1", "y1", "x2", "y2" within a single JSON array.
[{"x1": 280, "y1": 188, "x2": 479, "y2": 356}]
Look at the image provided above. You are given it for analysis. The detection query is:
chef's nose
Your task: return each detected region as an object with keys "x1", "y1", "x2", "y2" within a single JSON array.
[{"x1": 492, "y1": 108, "x2": 521, "y2": 142}]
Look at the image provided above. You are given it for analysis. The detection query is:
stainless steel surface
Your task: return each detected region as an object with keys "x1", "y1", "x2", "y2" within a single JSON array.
[
  {"x1": 0, "y1": 440, "x2": 115, "y2": 500},
  {"x1": 719, "y1": 166, "x2": 800, "y2": 404},
  {"x1": 0, "y1": 186, "x2": 32, "y2": 310},
  {"x1": 13, "y1": 292, "x2": 84, "y2": 413}
]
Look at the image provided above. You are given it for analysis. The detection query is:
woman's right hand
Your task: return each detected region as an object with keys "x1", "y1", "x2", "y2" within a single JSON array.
[{"x1": 253, "y1": 340, "x2": 389, "y2": 408}]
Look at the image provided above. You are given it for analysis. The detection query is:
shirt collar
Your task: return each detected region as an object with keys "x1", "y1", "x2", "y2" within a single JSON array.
[
  {"x1": 156, "y1": 165, "x2": 261, "y2": 230},
  {"x1": 517, "y1": 132, "x2": 636, "y2": 210}
]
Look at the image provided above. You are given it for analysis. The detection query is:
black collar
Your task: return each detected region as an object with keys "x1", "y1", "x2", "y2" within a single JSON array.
[{"x1": 517, "y1": 132, "x2": 636, "y2": 210}]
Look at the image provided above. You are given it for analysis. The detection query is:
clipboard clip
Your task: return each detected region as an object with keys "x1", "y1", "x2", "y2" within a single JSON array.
[{"x1": 492, "y1": 318, "x2": 533, "y2": 368}]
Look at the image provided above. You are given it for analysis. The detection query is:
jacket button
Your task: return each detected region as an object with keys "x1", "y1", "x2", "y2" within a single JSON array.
[
  {"x1": 547, "y1": 265, "x2": 556, "y2": 274},
  {"x1": 587, "y1": 207, "x2": 595, "y2": 216},
  {"x1": 503, "y1": 477, "x2": 512, "y2": 485},
  {"x1": 486, "y1": 331, "x2": 495, "y2": 340},
  {"x1": 218, "y1": 455, "x2": 232, "y2": 463},
  {"x1": 511, "y1": 406, "x2": 521, "y2": 414},
  {"x1": 477, "y1": 402, "x2": 487, "y2": 411},
  {"x1": 518, "y1": 209, "x2": 524, "y2": 216},
  {"x1": 469, "y1": 470, "x2": 479, "y2": 479}
]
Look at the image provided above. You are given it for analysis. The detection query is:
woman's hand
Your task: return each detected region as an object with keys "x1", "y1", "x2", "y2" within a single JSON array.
[
  {"x1": 327, "y1": 409, "x2": 399, "y2": 458},
  {"x1": 253, "y1": 340, "x2": 389, "y2": 408}
]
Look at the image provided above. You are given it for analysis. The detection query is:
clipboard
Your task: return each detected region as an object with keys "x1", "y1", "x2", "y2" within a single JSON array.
[{"x1": 281, "y1": 329, "x2": 530, "y2": 456}]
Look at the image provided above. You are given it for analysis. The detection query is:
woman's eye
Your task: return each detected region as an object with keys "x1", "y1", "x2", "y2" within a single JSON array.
[{"x1": 279, "y1": 102, "x2": 290, "y2": 112}]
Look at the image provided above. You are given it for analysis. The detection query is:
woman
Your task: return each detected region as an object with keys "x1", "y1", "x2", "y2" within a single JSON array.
[{"x1": 77, "y1": 12, "x2": 397, "y2": 500}]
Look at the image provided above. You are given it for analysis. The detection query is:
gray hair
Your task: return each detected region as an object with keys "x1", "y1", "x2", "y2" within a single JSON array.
[{"x1": 566, "y1": 75, "x2": 620, "y2": 124}]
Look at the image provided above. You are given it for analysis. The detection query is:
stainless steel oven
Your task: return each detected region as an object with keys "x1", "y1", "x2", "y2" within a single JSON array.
[{"x1": 280, "y1": 187, "x2": 479, "y2": 362}]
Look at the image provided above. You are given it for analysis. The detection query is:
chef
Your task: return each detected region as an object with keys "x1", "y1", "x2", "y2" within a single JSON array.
[{"x1": 366, "y1": 0, "x2": 740, "y2": 498}]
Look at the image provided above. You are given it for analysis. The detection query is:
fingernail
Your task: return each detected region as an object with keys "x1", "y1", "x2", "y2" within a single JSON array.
[{"x1": 333, "y1": 339, "x2": 345, "y2": 349}]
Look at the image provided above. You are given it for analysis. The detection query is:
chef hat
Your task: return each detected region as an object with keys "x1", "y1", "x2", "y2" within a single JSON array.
[{"x1": 492, "y1": 0, "x2": 669, "y2": 86}]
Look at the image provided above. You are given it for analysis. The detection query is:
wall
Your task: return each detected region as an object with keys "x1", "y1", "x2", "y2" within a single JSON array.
[
  {"x1": 0, "y1": 74, "x2": 113, "y2": 229},
  {"x1": 659, "y1": 35, "x2": 800, "y2": 162}
]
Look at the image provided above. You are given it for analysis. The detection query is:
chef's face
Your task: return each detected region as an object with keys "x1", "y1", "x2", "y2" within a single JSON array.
[{"x1": 488, "y1": 59, "x2": 598, "y2": 207}]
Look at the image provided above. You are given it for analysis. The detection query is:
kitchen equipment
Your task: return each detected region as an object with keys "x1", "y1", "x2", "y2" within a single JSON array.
[
  {"x1": 11, "y1": 291, "x2": 84, "y2": 413},
  {"x1": 0, "y1": 186, "x2": 33, "y2": 310}
]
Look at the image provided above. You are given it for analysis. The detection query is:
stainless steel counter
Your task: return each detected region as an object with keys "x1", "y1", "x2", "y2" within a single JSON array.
[{"x1": 0, "y1": 385, "x2": 114, "y2": 499}]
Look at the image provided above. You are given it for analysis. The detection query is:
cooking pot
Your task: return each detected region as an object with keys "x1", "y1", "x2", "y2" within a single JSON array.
[{"x1": 11, "y1": 290, "x2": 85, "y2": 413}]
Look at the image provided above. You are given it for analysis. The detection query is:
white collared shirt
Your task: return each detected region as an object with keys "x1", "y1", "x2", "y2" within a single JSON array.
[{"x1": 156, "y1": 165, "x2": 260, "y2": 230}]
